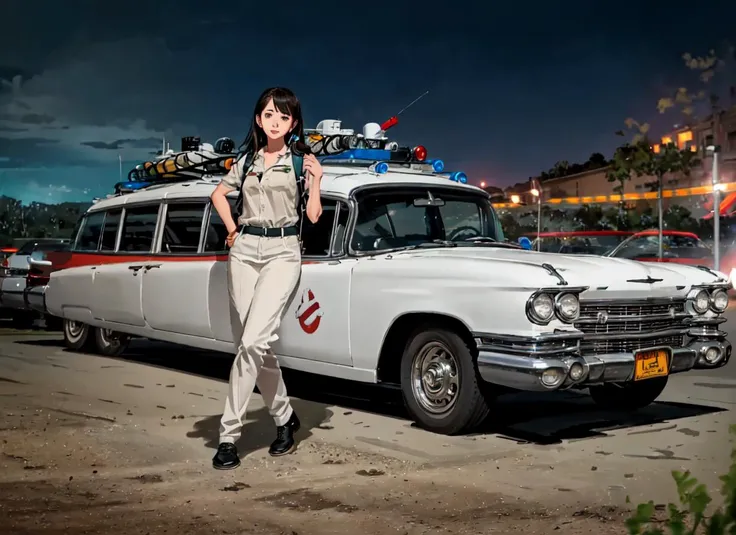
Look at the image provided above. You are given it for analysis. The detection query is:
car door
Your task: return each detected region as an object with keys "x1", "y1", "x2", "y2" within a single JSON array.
[
  {"x1": 276, "y1": 198, "x2": 354, "y2": 366},
  {"x1": 91, "y1": 203, "x2": 159, "y2": 326},
  {"x1": 204, "y1": 196, "x2": 237, "y2": 344},
  {"x1": 140, "y1": 199, "x2": 214, "y2": 338}
]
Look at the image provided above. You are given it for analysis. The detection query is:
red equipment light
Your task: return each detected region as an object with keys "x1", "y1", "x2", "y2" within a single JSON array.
[
  {"x1": 413, "y1": 145, "x2": 427, "y2": 161},
  {"x1": 380, "y1": 116, "x2": 399, "y2": 131}
]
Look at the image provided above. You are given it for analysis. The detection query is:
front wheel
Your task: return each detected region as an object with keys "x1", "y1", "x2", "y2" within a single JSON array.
[
  {"x1": 93, "y1": 328, "x2": 131, "y2": 357},
  {"x1": 589, "y1": 377, "x2": 669, "y2": 411},
  {"x1": 63, "y1": 319, "x2": 94, "y2": 351},
  {"x1": 400, "y1": 326, "x2": 490, "y2": 435}
]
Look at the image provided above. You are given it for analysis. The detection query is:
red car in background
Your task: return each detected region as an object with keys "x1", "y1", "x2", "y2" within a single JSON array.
[
  {"x1": 605, "y1": 230, "x2": 736, "y2": 279},
  {"x1": 528, "y1": 230, "x2": 634, "y2": 255}
]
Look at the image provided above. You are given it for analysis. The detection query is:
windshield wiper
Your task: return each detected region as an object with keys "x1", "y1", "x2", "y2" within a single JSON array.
[
  {"x1": 411, "y1": 240, "x2": 458, "y2": 249},
  {"x1": 461, "y1": 237, "x2": 523, "y2": 248},
  {"x1": 464, "y1": 236, "x2": 496, "y2": 243}
]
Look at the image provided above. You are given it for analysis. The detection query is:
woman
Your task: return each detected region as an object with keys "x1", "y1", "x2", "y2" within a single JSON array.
[{"x1": 209, "y1": 87, "x2": 323, "y2": 470}]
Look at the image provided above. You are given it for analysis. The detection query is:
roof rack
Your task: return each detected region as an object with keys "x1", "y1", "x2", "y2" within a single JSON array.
[{"x1": 113, "y1": 136, "x2": 237, "y2": 195}]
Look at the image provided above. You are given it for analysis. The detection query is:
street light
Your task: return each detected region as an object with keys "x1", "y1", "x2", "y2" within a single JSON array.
[
  {"x1": 510, "y1": 194, "x2": 521, "y2": 204},
  {"x1": 480, "y1": 181, "x2": 487, "y2": 188},
  {"x1": 708, "y1": 144, "x2": 722, "y2": 271},
  {"x1": 530, "y1": 188, "x2": 541, "y2": 251}
]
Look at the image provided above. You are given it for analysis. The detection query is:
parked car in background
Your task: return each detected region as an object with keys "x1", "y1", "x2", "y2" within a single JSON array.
[
  {"x1": 0, "y1": 239, "x2": 69, "y2": 328},
  {"x1": 528, "y1": 230, "x2": 634, "y2": 255}
]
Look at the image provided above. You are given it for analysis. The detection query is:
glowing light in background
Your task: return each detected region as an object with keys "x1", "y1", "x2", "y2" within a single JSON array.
[{"x1": 480, "y1": 181, "x2": 486, "y2": 188}]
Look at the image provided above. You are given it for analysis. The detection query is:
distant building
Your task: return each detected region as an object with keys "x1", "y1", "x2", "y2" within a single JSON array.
[{"x1": 503, "y1": 105, "x2": 736, "y2": 202}]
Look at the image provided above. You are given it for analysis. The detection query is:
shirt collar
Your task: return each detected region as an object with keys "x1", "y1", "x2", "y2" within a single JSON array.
[{"x1": 255, "y1": 146, "x2": 291, "y2": 162}]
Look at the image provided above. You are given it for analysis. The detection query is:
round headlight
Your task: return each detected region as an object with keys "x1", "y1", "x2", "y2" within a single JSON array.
[
  {"x1": 692, "y1": 289, "x2": 710, "y2": 314},
  {"x1": 711, "y1": 289, "x2": 729, "y2": 312},
  {"x1": 528, "y1": 293, "x2": 555, "y2": 324},
  {"x1": 555, "y1": 293, "x2": 580, "y2": 322}
]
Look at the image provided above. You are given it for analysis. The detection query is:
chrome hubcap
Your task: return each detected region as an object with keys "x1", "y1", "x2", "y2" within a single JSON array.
[
  {"x1": 411, "y1": 341, "x2": 460, "y2": 415},
  {"x1": 66, "y1": 320, "x2": 84, "y2": 339}
]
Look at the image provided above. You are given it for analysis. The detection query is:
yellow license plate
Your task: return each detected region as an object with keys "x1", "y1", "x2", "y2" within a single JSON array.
[{"x1": 634, "y1": 349, "x2": 670, "y2": 381}]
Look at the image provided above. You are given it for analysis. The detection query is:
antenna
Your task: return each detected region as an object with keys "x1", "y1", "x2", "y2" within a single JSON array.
[
  {"x1": 379, "y1": 90, "x2": 430, "y2": 133},
  {"x1": 118, "y1": 154, "x2": 122, "y2": 181}
]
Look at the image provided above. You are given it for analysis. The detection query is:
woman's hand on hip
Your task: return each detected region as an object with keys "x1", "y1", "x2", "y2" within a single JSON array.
[{"x1": 225, "y1": 229, "x2": 238, "y2": 248}]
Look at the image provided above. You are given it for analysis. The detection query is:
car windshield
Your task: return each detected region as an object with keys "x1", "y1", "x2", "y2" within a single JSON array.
[{"x1": 350, "y1": 187, "x2": 503, "y2": 253}]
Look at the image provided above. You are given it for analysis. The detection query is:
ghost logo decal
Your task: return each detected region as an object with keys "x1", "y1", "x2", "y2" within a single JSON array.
[{"x1": 296, "y1": 288, "x2": 323, "y2": 334}]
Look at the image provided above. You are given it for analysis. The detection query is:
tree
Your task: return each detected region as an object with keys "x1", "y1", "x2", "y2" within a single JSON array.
[{"x1": 616, "y1": 132, "x2": 699, "y2": 257}]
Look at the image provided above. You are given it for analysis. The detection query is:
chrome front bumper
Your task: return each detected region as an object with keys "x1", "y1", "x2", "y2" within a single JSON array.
[{"x1": 473, "y1": 329, "x2": 732, "y2": 392}]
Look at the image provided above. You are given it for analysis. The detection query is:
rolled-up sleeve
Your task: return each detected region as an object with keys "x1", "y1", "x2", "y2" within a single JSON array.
[{"x1": 220, "y1": 155, "x2": 245, "y2": 190}]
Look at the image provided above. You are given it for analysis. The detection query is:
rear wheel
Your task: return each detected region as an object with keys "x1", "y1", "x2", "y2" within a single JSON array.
[
  {"x1": 589, "y1": 377, "x2": 669, "y2": 410},
  {"x1": 63, "y1": 319, "x2": 94, "y2": 351},
  {"x1": 93, "y1": 327, "x2": 131, "y2": 357},
  {"x1": 400, "y1": 326, "x2": 489, "y2": 435}
]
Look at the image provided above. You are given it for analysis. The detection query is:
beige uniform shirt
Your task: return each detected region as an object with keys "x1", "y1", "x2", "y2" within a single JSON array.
[{"x1": 221, "y1": 148, "x2": 299, "y2": 228}]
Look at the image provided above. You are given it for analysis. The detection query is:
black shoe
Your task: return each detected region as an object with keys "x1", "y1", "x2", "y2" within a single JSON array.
[
  {"x1": 213, "y1": 442, "x2": 240, "y2": 470},
  {"x1": 269, "y1": 412, "x2": 301, "y2": 456}
]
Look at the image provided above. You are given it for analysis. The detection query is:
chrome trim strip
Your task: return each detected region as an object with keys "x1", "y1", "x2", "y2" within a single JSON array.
[
  {"x1": 580, "y1": 297, "x2": 686, "y2": 306},
  {"x1": 575, "y1": 312, "x2": 691, "y2": 323},
  {"x1": 582, "y1": 328, "x2": 687, "y2": 341},
  {"x1": 472, "y1": 331, "x2": 584, "y2": 343}
]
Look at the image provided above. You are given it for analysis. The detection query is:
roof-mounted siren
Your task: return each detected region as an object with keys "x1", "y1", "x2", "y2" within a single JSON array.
[
  {"x1": 214, "y1": 137, "x2": 235, "y2": 154},
  {"x1": 181, "y1": 136, "x2": 201, "y2": 152}
]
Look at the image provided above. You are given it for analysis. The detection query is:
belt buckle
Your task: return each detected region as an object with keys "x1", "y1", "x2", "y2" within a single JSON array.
[
  {"x1": 261, "y1": 227, "x2": 268, "y2": 237},
  {"x1": 280, "y1": 228, "x2": 285, "y2": 238}
]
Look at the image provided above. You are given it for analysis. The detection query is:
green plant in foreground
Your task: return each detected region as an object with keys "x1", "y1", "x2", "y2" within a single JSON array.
[{"x1": 626, "y1": 424, "x2": 736, "y2": 534}]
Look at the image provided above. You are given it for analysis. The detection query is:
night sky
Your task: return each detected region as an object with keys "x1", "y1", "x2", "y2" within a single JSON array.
[{"x1": 1, "y1": 0, "x2": 735, "y2": 204}]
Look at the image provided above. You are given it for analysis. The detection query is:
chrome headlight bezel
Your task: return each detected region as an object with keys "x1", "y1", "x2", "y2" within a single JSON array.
[
  {"x1": 526, "y1": 287, "x2": 587, "y2": 325},
  {"x1": 526, "y1": 292, "x2": 555, "y2": 325},
  {"x1": 710, "y1": 288, "x2": 729, "y2": 313},
  {"x1": 687, "y1": 288, "x2": 711, "y2": 315},
  {"x1": 554, "y1": 292, "x2": 580, "y2": 322}
]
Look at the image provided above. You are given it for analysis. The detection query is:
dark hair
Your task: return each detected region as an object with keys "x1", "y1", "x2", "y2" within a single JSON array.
[{"x1": 240, "y1": 87, "x2": 305, "y2": 155}]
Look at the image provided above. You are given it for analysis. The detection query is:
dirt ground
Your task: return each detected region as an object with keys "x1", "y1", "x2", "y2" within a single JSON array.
[
  {"x1": 1, "y1": 330, "x2": 733, "y2": 534},
  {"x1": 0, "y1": 401, "x2": 630, "y2": 535}
]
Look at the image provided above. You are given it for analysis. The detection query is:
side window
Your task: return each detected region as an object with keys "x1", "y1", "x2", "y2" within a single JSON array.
[
  {"x1": 100, "y1": 209, "x2": 121, "y2": 251},
  {"x1": 615, "y1": 237, "x2": 657, "y2": 259},
  {"x1": 75, "y1": 211, "x2": 105, "y2": 252},
  {"x1": 302, "y1": 199, "x2": 338, "y2": 257},
  {"x1": 330, "y1": 202, "x2": 349, "y2": 255},
  {"x1": 204, "y1": 197, "x2": 237, "y2": 253},
  {"x1": 119, "y1": 205, "x2": 160, "y2": 253},
  {"x1": 161, "y1": 202, "x2": 206, "y2": 254}
]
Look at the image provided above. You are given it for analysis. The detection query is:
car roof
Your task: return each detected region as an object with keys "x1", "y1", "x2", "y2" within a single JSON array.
[{"x1": 87, "y1": 164, "x2": 485, "y2": 213}]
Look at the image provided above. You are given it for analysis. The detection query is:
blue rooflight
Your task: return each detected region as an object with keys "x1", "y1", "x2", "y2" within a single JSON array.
[
  {"x1": 373, "y1": 161, "x2": 389, "y2": 174},
  {"x1": 449, "y1": 171, "x2": 467, "y2": 183},
  {"x1": 431, "y1": 159, "x2": 445, "y2": 173}
]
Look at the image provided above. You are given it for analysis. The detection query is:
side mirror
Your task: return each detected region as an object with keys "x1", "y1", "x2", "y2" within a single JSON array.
[{"x1": 518, "y1": 237, "x2": 532, "y2": 250}]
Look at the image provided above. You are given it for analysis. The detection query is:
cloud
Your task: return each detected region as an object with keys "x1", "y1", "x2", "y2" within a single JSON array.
[{"x1": 0, "y1": 37, "x2": 202, "y2": 170}]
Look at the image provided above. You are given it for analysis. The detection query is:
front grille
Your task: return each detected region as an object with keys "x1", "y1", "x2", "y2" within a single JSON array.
[
  {"x1": 575, "y1": 299, "x2": 689, "y2": 355},
  {"x1": 580, "y1": 335, "x2": 684, "y2": 355}
]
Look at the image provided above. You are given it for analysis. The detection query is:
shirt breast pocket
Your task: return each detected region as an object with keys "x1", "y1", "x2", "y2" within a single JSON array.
[{"x1": 268, "y1": 168, "x2": 297, "y2": 194}]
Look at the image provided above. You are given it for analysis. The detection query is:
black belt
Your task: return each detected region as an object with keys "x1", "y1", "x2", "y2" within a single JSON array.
[{"x1": 241, "y1": 225, "x2": 298, "y2": 237}]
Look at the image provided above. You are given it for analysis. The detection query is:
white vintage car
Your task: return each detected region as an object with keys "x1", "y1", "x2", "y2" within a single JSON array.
[{"x1": 32, "y1": 133, "x2": 732, "y2": 436}]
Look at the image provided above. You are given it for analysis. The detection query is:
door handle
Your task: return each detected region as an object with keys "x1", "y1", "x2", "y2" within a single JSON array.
[
  {"x1": 144, "y1": 264, "x2": 162, "y2": 270},
  {"x1": 128, "y1": 265, "x2": 143, "y2": 272}
]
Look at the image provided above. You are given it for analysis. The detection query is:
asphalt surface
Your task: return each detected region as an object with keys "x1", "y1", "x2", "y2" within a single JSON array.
[{"x1": 0, "y1": 313, "x2": 734, "y2": 534}]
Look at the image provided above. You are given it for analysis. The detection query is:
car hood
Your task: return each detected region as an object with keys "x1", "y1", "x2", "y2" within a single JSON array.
[{"x1": 390, "y1": 246, "x2": 726, "y2": 293}]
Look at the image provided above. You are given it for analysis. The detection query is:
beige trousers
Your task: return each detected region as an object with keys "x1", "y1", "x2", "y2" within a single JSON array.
[{"x1": 219, "y1": 232, "x2": 302, "y2": 444}]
